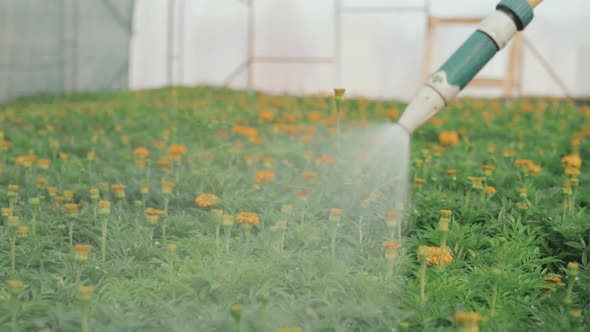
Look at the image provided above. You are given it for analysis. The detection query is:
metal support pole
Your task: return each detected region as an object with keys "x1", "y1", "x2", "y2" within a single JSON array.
[
  {"x1": 247, "y1": 0, "x2": 254, "y2": 90},
  {"x1": 167, "y1": 0, "x2": 175, "y2": 86}
]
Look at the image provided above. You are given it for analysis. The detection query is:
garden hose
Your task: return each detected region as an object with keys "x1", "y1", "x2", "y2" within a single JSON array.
[{"x1": 399, "y1": 0, "x2": 543, "y2": 133}]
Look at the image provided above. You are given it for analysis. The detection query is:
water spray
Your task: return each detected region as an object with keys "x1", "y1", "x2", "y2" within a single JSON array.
[{"x1": 399, "y1": 0, "x2": 543, "y2": 133}]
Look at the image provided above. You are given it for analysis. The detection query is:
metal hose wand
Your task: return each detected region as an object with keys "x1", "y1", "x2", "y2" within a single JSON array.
[{"x1": 398, "y1": 0, "x2": 543, "y2": 133}]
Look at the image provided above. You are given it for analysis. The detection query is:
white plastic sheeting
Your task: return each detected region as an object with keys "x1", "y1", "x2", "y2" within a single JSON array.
[{"x1": 130, "y1": 0, "x2": 590, "y2": 100}]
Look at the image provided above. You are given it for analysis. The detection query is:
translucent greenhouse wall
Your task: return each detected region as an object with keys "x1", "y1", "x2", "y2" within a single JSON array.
[{"x1": 0, "y1": 0, "x2": 134, "y2": 103}]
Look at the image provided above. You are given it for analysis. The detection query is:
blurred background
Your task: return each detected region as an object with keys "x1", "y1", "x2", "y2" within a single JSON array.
[{"x1": 1, "y1": 0, "x2": 588, "y2": 104}]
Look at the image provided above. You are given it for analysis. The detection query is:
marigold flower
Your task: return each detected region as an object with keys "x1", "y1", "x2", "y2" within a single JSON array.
[
  {"x1": 544, "y1": 275, "x2": 563, "y2": 284},
  {"x1": 77, "y1": 285, "x2": 95, "y2": 301},
  {"x1": 307, "y1": 112, "x2": 323, "y2": 122},
  {"x1": 74, "y1": 244, "x2": 92, "y2": 261},
  {"x1": 454, "y1": 311, "x2": 481, "y2": 331},
  {"x1": 89, "y1": 188, "x2": 100, "y2": 200},
  {"x1": 144, "y1": 208, "x2": 164, "y2": 225},
  {"x1": 54, "y1": 196, "x2": 65, "y2": 203},
  {"x1": 565, "y1": 167, "x2": 581, "y2": 177},
  {"x1": 63, "y1": 190, "x2": 74, "y2": 202},
  {"x1": 0, "y1": 140, "x2": 11, "y2": 151},
  {"x1": 258, "y1": 110, "x2": 275, "y2": 122},
  {"x1": 64, "y1": 203, "x2": 79, "y2": 217},
  {"x1": 161, "y1": 181, "x2": 175, "y2": 195},
  {"x1": 157, "y1": 157, "x2": 172, "y2": 171},
  {"x1": 414, "y1": 177, "x2": 426, "y2": 187},
  {"x1": 59, "y1": 152, "x2": 69, "y2": 160},
  {"x1": 222, "y1": 214, "x2": 234, "y2": 227},
  {"x1": 562, "y1": 153, "x2": 582, "y2": 169},
  {"x1": 329, "y1": 208, "x2": 342, "y2": 224},
  {"x1": 517, "y1": 188, "x2": 527, "y2": 198},
  {"x1": 446, "y1": 169, "x2": 457, "y2": 177},
  {"x1": 133, "y1": 147, "x2": 150, "y2": 159},
  {"x1": 484, "y1": 185, "x2": 496, "y2": 195},
  {"x1": 8, "y1": 184, "x2": 19, "y2": 193},
  {"x1": 467, "y1": 176, "x2": 485, "y2": 190},
  {"x1": 140, "y1": 183, "x2": 150, "y2": 194},
  {"x1": 438, "y1": 131, "x2": 460, "y2": 147},
  {"x1": 7, "y1": 279, "x2": 23, "y2": 296},
  {"x1": 98, "y1": 200, "x2": 111, "y2": 215},
  {"x1": 440, "y1": 210, "x2": 452, "y2": 218},
  {"x1": 316, "y1": 154, "x2": 336, "y2": 165},
  {"x1": 384, "y1": 211, "x2": 401, "y2": 228},
  {"x1": 254, "y1": 170, "x2": 275, "y2": 183},
  {"x1": 48, "y1": 186, "x2": 58, "y2": 197},
  {"x1": 2, "y1": 207, "x2": 10, "y2": 217},
  {"x1": 168, "y1": 144, "x2": 187, "y2": 161},
  {"x1": 195, "y1": 193, "x2": 220, "y2": 207},
  {"x1": 17, "y1": 225, "x2": 29, "y2": 238},
  {"x1": 16, "y1": 155, "x2": 36, "y2": 167},
  {"x1": 29, "y1": 197, "x2": 40, "y2": 205},
  {"x1": 36, "y1": 159, "x2": 51, "y2": 169},
  {"x1": 482, "y1": 164, "x2": 495, "y2": 176},
  {"x1": 516, "y1": 202, "x2": 529, "y2": 210},
  {"x1": 563, "y1": 180, "x2": 573, "y2": 195},
  {"x1": 87, "y1": 150, "x2": 96, "y2": 161},
  {"x1": 236, "y1": 212, "x2": 260, "y2": 225},
  {"x1": 383, "y1": 241, "x2": 402, "y2": 262},
  {"x1": 417, "y1": 246, "x2": 453, "y2": 265},
  {"x1": 301, "y1": 171, "x2": 318, "y2": 180},
  {"x1": 502, "y1": 147, "x2": 515, "y2": 157},
  {"x1": 111, "y1": 184, "x2": 126, "y2": 199},
  {"x1": 8, "y1": 215, "x2": 20, "y2": 227}
]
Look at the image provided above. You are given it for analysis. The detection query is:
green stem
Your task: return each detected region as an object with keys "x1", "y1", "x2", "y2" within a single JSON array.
[
  {"x1": 420, "y1": 260, "x2": 427, "y2": 304},
  {"x1": 101, "y1": 217, "x2": 108, "y2": 263},
  {"x1": 215, "y1": 223, "x2": 221, "y2": 255},
  {"x1": 81, "y1": 304, "x2": 90, "y2": 332},
  {"x1": 491, "y1": 282, "x2": 498, "y2": 317},
  {"x1": 69, "y1": 223, "x2": 74, "y2": 247},
  {"x1": 11, "y1": 297, "x2": 18, "y2": 332},
  {"x1": 358, "y1": 217, "x2": 363, "y2": 249},
  {"x1": 330, "y1": 228, "x2": 337, "y2": 258},
  {"x1": 439, "y1": 232, "x2": 447, "y2": 268},
  {"x1": 225, "y1": 229, "x2": 231, "y2": 255},
  {"x1": 11, "y1": 233, "x2": 16, "y2": 276},
  {"x1": 31, "y1": 209, "x2": 38, "y2": 235},
  {"x1": 169, "y1": 253, "x2": 175, "y2": 283}
]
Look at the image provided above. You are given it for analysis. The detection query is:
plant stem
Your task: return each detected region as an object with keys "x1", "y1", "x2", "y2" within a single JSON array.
[
  {"x1": 491, "y1": 282, "x2": 498, "y2": 317},
  {"x1": 357, "y1": 217, "x2": 364, "y2": 249},
  {"x1": 215, "y1": 223, "x2": 221, "y2": 255},
  {"x1": 32, "y1": 209, "x2": 38, "y2": 235},
  {"x1": 225, "y1": 229, "x2": 232, "y2": 255},
  {"x1": 420, "y1": 259, "x2": 427, "y2": 304},
  {"x1": 81, "y1": 304, "x2": 90, "y2": 332},
  {"x1": 11, "y1": 297, "x2": 18, "y2": 332},
  {"x1": 101, "y1": 217, "x2": 108, "y2": 263},
  {"x1": 330, "y1": 227, "x2": 337, "y2": 258},
  {"x1": 11, "y1": 233, "x2": 16, "y2": 276},
  {"x1": 439, "y1": 232, "x2": 447, "y2": 268},
  {"x1": 69, "y1": 223, "x2": 74, "y2": 247}
]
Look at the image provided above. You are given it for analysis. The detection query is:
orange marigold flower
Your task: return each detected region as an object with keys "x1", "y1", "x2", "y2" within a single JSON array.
[
  {"x1": 301, "y1": 171, "x2": 318, "y2": 180},
  {"x1": 98, "y1": 200, "x2": 111, "y2": 215},
  {"x1": 74, "y1": 244, "x2": 92, "y2": 261},
  {"x1": 417, "y1": 246, "x2": 453, "y2": 265},
  {"x1": 16, "y1": 155, "x2": 36, "y2": 167},
  {"x1": 133, "y1": 147, "x2": 150, "y2": 159},
  {"x1": 454, "y1": 311, "x2": 481, "y2": 330},
  {"x1": 544, "y1": 275, "x2": 563, "y2": 284},
  {"x1": 195, "y1": 193, "x2": 220, "y2": 207},
  {"x1": 414, "y1": 177, "x2": 426, "y2": 187},
  {"x1": 144, "y1": 208, "x2": 165, "y2": 225},
  {"x1": 161, "y1": 181, "x2": 175, "y2": 195},
  {"x1": 17, "y1": 225, "x2": 29, "y2": 238},
  {"x1": 254, "y1": 170, "x2": 275, "y2": 183},
  {"x1": 258, "y1": 110, "x2": 274, "y2": 122},
  {"x1": 307, "y1": 112, "x2": 322, "y2": 122},
  {"x1": 0, "y1": 140, "x2": 11, "y2": 150},
  {"x1": 562, "y1": 153, "x2": 582, "y2": 169},
  {"x1": 8, "y1": 184, "x2": 19, "y2": 193},
  {"x1": 565, "y1": 167, "x2": 581, "y2": 177},
  {"x1": 484, "y1": 185, "x2": 496, "y2": 195},
  {"x1": 383, "y1": 241, "x2": 402, "y2": 261},
  {"x1": 438, "y1": 131, "x2": 460, "y2": 147},
  {"x1": 64, "y1": 203, "x2": 79, "y2": 217},
  {"x1": 502, "y1": 147, "x2": 515, "y2": 157},
  {"x1": 36, "y1": 159, "x2": 51, "y2": 169},
  {"x1": 316, "y1": 154, "x2": 336, "y2": 165},
  {"x1": 168, "y1": 144, "x2": 187, "y2": 158},
  {"x1": 482, "y1": 164, "x2": 495, "y2": 176},
  {"x1": 236, "y1": 212, "x2": 260, "y2": 225},
  {"x1": 283, "y1": 113, "x2": 297, "y2": 123}
]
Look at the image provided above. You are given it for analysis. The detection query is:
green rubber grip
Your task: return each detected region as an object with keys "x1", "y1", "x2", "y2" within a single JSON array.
[{"x1": 438, "y1": 31, "x2": 498, "y2": 89}]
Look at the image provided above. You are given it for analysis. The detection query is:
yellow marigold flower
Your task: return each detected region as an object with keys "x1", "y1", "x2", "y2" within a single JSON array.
[
  {"x1": 111, "y1": 184, "x2": 126, "y2": 199},
  {"x1": 516, "y1": 201, "x2": 529, "y2": 210},
  {"x1": 36, "y1": 159, "x2": 51, "y2": 169},
  {"x1": 417, "y1": 246, "x2": 453, "y2": 265},
  {"x1": 383, "y1": 241, "x2": 402, "y2": 262},
  {"x1": 157, "y1": 157, "x2": 172, "y2": 171},
  {"x1": 58, "y1": 152, "x2": 69, "y2": 160},
  {"x1": 74, "y1": 244, "x2": 92, "y2": 261},
  {"x1": 544, "y1": 275, "x2": 563, "y2": 284},
  {"x1": 528, "y1": 163, "x2": 541, "y2": 175},
  {"x1": 16, "y1": 155, "x2": 36, "y2": 167},
  {"x1": 565, "y1": 167, "x2": 581, "y2": 177},
  {"x1": 307, "y1": 112, "x2": 323, "y2": 122},
  {"x1": 275, "y1": 326, "x2": 302, "y2": 332},
  {"x1": 87, "y1": 150, "x2": 96, "y2": 161},
  {"x1": 54, "y1": 196, "x2": 65, "y2": 203},
  {"x1": 8, "y1": 184, "x2": 19, "y2": 193},
  {"x1": 161, "y1": 181, "x2": 175, "y2": 195},
  {"x1": 64, "y1": 203, "x2": 79, "y2": 217},
  {"x1": 89, "y1": 188, "x2": 100, "y2": 200},
  {"x1": 333, "y1": 88, "x2": 346, "y2": 97},
  {"x1": 568, "y1": 262, "x2": 579, "y2": 277},
  {"x1": 133, "y1": 147, "x2": 150, "y2": 159},
  {"x1": 7, "y1": 279, "x2": 24, "y2": 296},
  {"x1": 562, "y1": 153, "x2": 582, "y2": 169},
  {"x1": 467, "y1": 176, "x2": 485, "y2": 190},
  {"x1": 446, "y1": 169, "x2": 457, "y2": 177},
  {"x1": 384, "y1": 211, "x2": 401, "y2": 227},
  {"x1": 64, "y1": 190, "x2": 74, "y2": 202},
  {"x1": 29, "y1": 197, "x2": 40, "y2": 205},
  {"x1": 258, "y1": 110, "x2": 275, "y2": 122},
  {"x1": 47, "y1": 186, "x2": 57, "y2": 197},
  {"x1": 517, "y1": 188, "x2": 527, "y2": 198},
  {"x1": 316, "y1": 154, "x2": 336, "y2": 165},
  {"x1": 414, "y1": 177, "x2": 426, "y2": 187},
  {"x1": 17, "y1": 225, "x2": 29, "y2": 238},
  {"x1": 236, "y1": 212, "x2": 260, "y2": 225},
  {"x1": 484, "y1": 185, "x2": 496, "y2": 195},
  {"x1": 77, "y1": 285, "x2": 95, "y2": 301},
  {"x1": 438, "y1": 131, "x2": 460, "y2": 147},
  {"x1": 254, "y1": 170, "x2": 275, "y2": 184},
  {"x1": 487, "y1": 143, "x2": 496, "y2": 153},
  {"x1": 144, "y1": 208, "x2": 165, "y2": 225},
  {"x1": 0, "y1": 140, "x2": 11, "y2": 150},
  {"x1": 482, "y1": 164, "x2": 495, "y2": 176},
  {"x1": 454, "y1": 311, "x2": 482, "y2": 331},
  {"x1": 8, "y1": 215, "x2": 19, "y2": 227},
  {"x1": 329, "y1": 208, "x2": 342, "y2": 224},
  {"x1": 514, "y1": 159, "x2": 532, "y2": 168},
  {"x1": 501, "y1": 147, "x2": 515, "y2": 157},
  {"x1": 100, "y1": 182, "x2": 109, "y2": 192},
  {"x1": 440, "y1": 210, "x2": 452, "y2": 218},
  {"x1": 140, "y1": 183, "x2": 150, "y2": 195},
  {"x1": 2, "y1": 207, "x2": 10, "y2": 217},
  {"x1": 222, "y1": 214, "x2": 234, "y2": 227},
  {"x1": 195, "y1": 193, "x2": 220, "y2": 207},
  {"x1": 563, "y1": 180, "x2": 573, "y2": 195},
  {"x1": 35, "y1": 178, "x2": 47, "y2": 189},
  {"x1": 98, "y1": 200, "x2": 111, "y2": 215}
]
